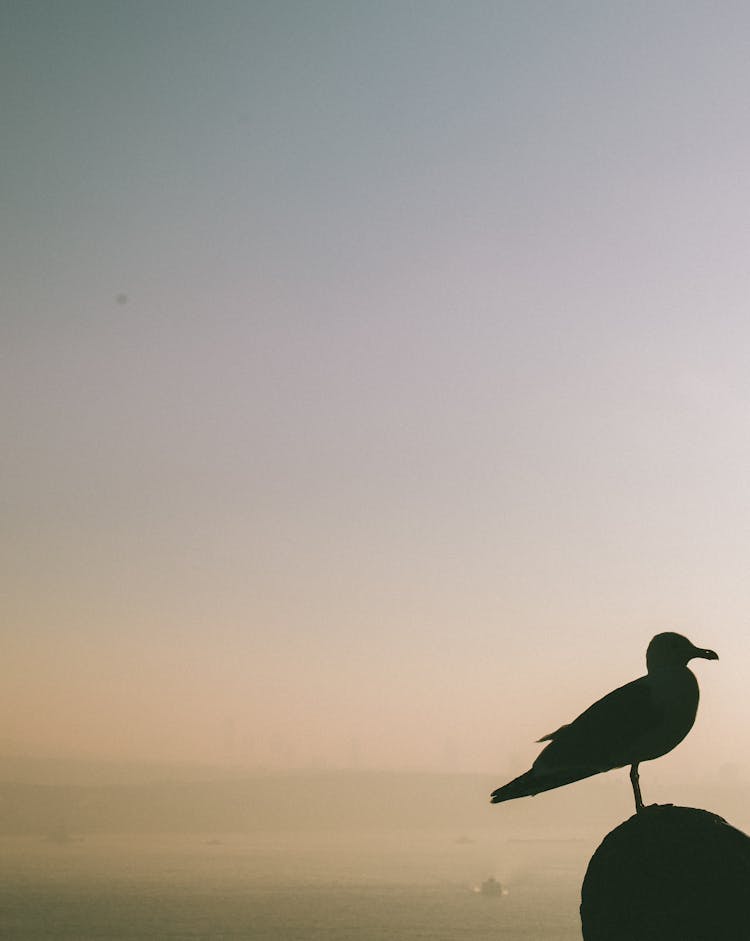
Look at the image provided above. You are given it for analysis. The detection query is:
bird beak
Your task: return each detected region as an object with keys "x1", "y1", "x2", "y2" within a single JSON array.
[{"x1": 694, "y1": 647, "x2": 719, "y2": 661}]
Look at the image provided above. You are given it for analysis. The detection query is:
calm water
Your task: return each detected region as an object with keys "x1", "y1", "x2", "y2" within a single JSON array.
[{"x1": 0, "y1": 830, "x2": 591, "y2": 939}]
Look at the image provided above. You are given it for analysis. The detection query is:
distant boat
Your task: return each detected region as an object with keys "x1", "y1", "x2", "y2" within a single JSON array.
[
  {"x1": 44, "y1": 824, "x2": 80, "y2": 845},
  {"x1": 479, "y1": 876, "x2": 503, "y2": 896},
  {"x1": 508, "y1": 837, "x2": 584, "y2": 844}
]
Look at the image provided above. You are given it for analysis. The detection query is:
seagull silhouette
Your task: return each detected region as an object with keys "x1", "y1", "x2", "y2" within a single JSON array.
[{"x1": 490, "y1": 632, "x2": 718, "y2": 813}]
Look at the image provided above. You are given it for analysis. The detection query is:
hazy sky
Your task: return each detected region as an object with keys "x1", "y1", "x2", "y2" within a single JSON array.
[{"x1": 3, "y1": 1, "x2": 750, "y2": 778}]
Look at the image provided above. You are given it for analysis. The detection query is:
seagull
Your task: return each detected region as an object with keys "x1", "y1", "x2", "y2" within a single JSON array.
[{"x1": 490, "y1": 632, "x2": 718, "y2": 813}]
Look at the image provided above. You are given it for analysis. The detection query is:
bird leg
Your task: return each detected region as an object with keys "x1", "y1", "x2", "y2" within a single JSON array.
[{"x1": 630, "y1": 763, "x2": 644, "y2": 813}]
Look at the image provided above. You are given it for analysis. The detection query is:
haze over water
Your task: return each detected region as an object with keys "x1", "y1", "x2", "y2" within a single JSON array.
[{"x1": 3, "y1": 1, "x2": 750, "y2": 937}]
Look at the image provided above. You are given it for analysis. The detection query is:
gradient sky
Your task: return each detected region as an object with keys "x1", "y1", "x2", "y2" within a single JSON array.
[{"x1": 3, "y1": 1, "x2": 750, "y2": 778}]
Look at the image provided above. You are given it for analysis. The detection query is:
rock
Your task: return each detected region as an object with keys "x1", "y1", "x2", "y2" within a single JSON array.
[{"x1": 580, "y1": 805, "x2": 750, "y2": 940}]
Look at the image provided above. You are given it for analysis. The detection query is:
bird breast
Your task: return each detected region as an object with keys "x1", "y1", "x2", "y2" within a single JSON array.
[{"x1": 635, "y1": 667, "x2": 700, "y2": 762}]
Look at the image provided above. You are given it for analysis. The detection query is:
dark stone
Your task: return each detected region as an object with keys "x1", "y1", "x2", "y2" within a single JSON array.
[{"x1": 581, "y1": 805, "x2": 750, "y2": 941}]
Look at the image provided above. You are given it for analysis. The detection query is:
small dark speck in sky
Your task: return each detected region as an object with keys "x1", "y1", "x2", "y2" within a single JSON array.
[{"x1": 116, "y1": 294, "x2": 128, "y2": 305}]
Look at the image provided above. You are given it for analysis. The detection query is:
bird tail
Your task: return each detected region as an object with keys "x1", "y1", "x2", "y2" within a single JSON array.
[{"x1": 490, "y1": 766, "x2": 598, "y2": 804}]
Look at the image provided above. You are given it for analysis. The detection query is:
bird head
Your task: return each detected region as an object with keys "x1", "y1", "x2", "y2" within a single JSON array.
[{"x1": 646, "y1": 632, "x2": 719, "y2": 671}]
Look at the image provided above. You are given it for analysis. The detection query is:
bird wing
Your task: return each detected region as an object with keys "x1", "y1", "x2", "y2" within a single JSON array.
[{"x1": 533, "y1": 675, "x2": 663, "y2": 774}]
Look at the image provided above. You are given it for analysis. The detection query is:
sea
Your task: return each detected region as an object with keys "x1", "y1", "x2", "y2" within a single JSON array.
[{"x1": 0, "y1": 829, "x2": 592, "y2": 939}]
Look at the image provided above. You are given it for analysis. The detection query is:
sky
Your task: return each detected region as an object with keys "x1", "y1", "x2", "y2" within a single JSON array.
[{"x1": 2, "y1": 1, "x2": 750, "y2": 780}]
